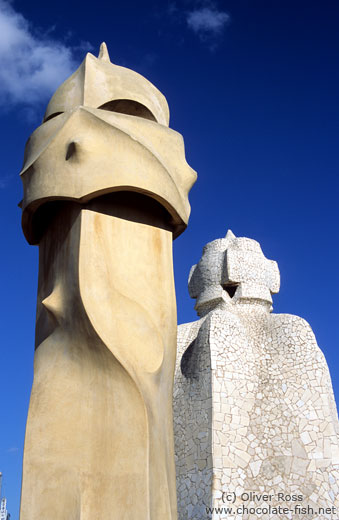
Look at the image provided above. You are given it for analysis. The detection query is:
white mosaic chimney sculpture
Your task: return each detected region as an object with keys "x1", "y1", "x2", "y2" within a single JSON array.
[
  {"x1": 19, "y1": 43, "x2": 196, "y2": 520},
  {"x1": 174, "y1": 231, "x2": 339, "y2": 519}
]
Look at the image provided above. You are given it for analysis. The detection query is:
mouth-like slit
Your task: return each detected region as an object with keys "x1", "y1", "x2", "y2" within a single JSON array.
[
  {"x1": 30, "y1": 191, "x2": 176, "y2": 244},
  {"x1": 86, "y1": 191, "x2": 174, "y2": 232},
  {"x1": 222, "y1": 284, "x2": 238, "y2": 298}
]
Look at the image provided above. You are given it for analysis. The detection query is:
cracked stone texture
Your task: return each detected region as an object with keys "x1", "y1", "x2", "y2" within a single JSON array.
[{"x1": 174, "y1": 230, "x2": 339, "y2": 519}]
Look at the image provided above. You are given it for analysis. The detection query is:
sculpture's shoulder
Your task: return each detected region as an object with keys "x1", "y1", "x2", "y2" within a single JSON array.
[
  {"x1": 178, "y1": 319, "x2": 201, "y2": 341},
  {"x1": 270, "y1": 312, "x2": 317, "y2": 343},
  {"x1": 179, "y1": 308, "x2": 241, "y2": 344},
  {"x1": 205, "y1": 307, "x2": 241, "y2": 329},
  {"x1": 270, "y1": 312, "x2": 328, "y2": 365},
  {"x1": 177, "y1": 319, "x2": 202, "y2": 359},
  {"x1": 195, "y1": 309, "x2": 243, "y2": 348}
]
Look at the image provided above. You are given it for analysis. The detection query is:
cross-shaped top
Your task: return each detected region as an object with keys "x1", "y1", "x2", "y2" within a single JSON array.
[{"x1": 188, "y1": 230, "x2": 280, "y2": 315}]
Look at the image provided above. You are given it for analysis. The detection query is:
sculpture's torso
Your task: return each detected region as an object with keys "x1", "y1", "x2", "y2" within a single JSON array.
[
  {"x1": 174, "y1": 234, "x2": 339, "y2": 520},
  {"x1": 21, "y1": 196, "x2": 178, "y2": 519}
]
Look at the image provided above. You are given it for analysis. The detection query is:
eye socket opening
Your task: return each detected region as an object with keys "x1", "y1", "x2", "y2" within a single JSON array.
[
  {"x1": 222, "y1": 284, "x2": 238, "y2": 298},
  {"x1": 44, "y1": 112, "x2": 63, "y2": 123},
  {"x1": 98, "y1": 99, "x2": 157, "y2": 122},
  {"x1": 42, "y1": 100, "x2": 157, "y2": 124}
]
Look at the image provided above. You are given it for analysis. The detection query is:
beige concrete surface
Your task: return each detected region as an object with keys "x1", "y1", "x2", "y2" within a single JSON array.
[
  {"x1": 20, "y1": 105, "x2": 196, "y2": 244},
  {"x1": 19, "y1": 44, "x2": 196, "y2": 520}
]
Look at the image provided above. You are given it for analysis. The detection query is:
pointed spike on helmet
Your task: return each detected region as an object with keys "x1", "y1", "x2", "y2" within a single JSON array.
[
  {"x1": 98, "y1": 42, "x2": 111, "y2": 62},
  {"x1": 225, "y1": 229, "x2": 236, "y2": 240},
  {"x1": 42, "y1": 41, "x2": 170, "y2": 127}
]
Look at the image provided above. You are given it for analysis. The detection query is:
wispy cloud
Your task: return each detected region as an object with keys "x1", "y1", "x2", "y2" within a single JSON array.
[
  {"x1": 0, "y1": 172, "x2": 15, "y2": 189},
  {"x1": 7, "y1": 446, "x2": 19, "y2": 453},
  {"x1": 0, "y1": 0, "x2": 91, "y2": 108},
  {"x1": 167, "y1": 1, "x2": 231, "y2": 49},
  {"x1": 186, "y1": 6, "x2": 230, "y2": 38}
]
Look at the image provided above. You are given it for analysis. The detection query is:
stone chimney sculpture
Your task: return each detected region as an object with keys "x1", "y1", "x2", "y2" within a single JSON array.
[
  {"x1": 174, "y1": 231, "x2": 339, "y2": 519},
  {"x1": 19, "y1": 43, "x2": 196, "y2": 520}
]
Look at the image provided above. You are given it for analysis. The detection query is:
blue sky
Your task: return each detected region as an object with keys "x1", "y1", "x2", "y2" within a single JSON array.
[{"x1": 0, "y1": 1, "x2": 338, "y2": 517}]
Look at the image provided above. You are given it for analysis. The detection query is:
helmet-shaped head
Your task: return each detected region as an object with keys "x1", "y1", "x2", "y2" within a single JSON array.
[
  {"x1": 188, "y1": 230, "x2": 280, "y2": 316},
  {"x1": 20, "y1": 43, "x2": 196, "y2": 244},
  {"x1": 43, "y1": 43, "x2": 169, "y2": 126}
]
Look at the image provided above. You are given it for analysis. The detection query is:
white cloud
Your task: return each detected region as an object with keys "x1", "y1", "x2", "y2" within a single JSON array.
[
  {"x1": 186, "y1": 1, "x2": 231, "y2": 44},
  {"x1": 187, "y1": 6, "x2": 230, "y2": 37},
  {"x1": 0, "y1": 0, "x2": 86, "y2": 107}
]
